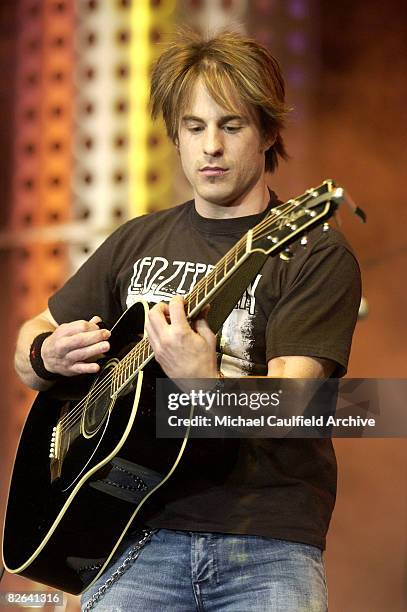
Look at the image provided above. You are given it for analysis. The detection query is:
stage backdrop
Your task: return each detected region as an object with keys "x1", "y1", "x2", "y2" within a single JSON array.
[{"x1": 0, "y1": 1, "x2": 406, "y2": 610}]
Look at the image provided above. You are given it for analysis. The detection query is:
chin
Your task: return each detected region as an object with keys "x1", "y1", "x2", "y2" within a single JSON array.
[{"x1": 197, "y1": 185, "x2": 236, "y2": 204}]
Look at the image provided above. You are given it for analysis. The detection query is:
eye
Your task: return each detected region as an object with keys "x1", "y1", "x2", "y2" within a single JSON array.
[
  {"x1": 223, "y1": 125, "x2": 241, "y2": 133},
  {"x1": 188, "y1": 126, "x2": 204, "y2": 133}
]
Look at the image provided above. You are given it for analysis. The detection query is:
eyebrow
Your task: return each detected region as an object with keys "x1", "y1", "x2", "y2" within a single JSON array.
[{"x1": 181, "y1": 114, "x2": 247, "y2": 124}]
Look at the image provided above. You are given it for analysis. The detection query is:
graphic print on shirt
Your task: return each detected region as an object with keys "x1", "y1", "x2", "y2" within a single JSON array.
[{"x1": 126, "y1": 256, "x2": 262, "y2": 374}]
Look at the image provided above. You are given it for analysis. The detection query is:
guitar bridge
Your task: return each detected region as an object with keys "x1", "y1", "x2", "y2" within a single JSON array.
[{"x1": 49, "y1": 423, "x2": 62, "y2": 482}]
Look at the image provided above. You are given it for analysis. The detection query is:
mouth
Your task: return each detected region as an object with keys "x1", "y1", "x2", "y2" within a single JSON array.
[{"x1": 199, "y1": 167, "x2": 229, "y2": 177}]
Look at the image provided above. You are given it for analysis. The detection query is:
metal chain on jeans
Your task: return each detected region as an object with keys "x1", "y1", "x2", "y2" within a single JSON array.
[{"x1": 82, "y1": 529, "x2": 156, "y2": 612}]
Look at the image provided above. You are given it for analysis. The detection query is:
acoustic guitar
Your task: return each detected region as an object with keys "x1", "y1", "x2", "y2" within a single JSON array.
[{"x1": 2, "y1": 180, "x2": 365, "y2": 594}]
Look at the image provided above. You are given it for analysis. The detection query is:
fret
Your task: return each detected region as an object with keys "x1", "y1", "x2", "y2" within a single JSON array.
[
  {"x1": 113, "y1": 340, "x2": 148, "y2": 388},
  {"x1": 188, "y1": 285, "x2": 200, "y2": 312},
  {"x1": 194, "y1": 287, "x2": 200, "y2": 308},
  {"x1": 116, "y1": 365, "x2": 122, "y2": 393},
  {"x1": 133, "y1": 345, "x2": 140, "y2": 370},
  {"x1": 132, "y1": 356, "x2": 139, "y2": 373},
  {"x1": 115, "y1": 366, "x2": 121, "y2": 391},
  {"x1": 112, "y1": 366, "x2": 118, "y2": 395},
  {"x1": 236, "y1": 241, "x2": 245, "y2": 260},
  {"x1": 224, "y1": 254, "x2": 234, "y2": 275},
  {"x1": 131, "y1": 344, "x2": 139, "y2": 370},
  {"x1": 206, "y1": 271, "x2": 216, "y2": 296},
  {"x1": 186, "y1": 294, "x2": 192, "y2": 317},
  {"x1": 203, "y1": 273, "x2": 209, "y2": 298},
  {"x1": 138, "y1": 341, "x2": 143, "y2": 362},
  {"x1": 125, "y1": 353, "x2": 134, "y2": 376},
  {"x1": 116, "y1": 367, "x2": 120, "y2": 394},
  {"x1": 123, "y1": 361, "x2": 129, "y2": 384},
  {"x1": 141, "y1": 340, "x2": 147, "y2": 364},
  {"x1": 141, "y1": 342, "x2": 149, "y2": 366}
]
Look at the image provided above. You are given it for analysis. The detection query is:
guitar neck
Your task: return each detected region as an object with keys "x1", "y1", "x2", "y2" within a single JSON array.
[
  {"x1": 110, "y1": 179, "x2": 360, "y2": 395},
  {"x1": 185, "y1": 234, "x2": 252, "y2": 318},
  {"x1": 110, "y1": 230, "x2": 256, "y2": 396}
]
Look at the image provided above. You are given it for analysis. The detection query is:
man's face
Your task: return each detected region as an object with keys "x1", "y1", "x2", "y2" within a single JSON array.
[{"x1": 177, "y1": 79, "x2": 271, "y2": 211}]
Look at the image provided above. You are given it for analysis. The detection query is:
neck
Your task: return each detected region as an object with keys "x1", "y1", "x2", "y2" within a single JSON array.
[{"x1": 194, "y1": 178, "x2": 271, "y2": 219}]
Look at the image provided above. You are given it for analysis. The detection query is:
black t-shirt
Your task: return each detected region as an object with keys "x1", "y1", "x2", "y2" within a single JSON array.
[{"x1": 49, "y1": 192, "x2": 361, "y2": 550}]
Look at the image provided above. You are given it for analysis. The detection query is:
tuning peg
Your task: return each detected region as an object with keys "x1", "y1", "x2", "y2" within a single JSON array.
[
  {"x1": 280, "y1": 248, "x2": 293, "y2": 261},
  {"x1": 300, "y1": 236, "x2": 308, "y2": 247},
  {"x1": 322, "y1": 223, "x2": 330, "y2": 232},
  {"x1": 358, "y1": 296, "x2": 369, "y2": 319}
]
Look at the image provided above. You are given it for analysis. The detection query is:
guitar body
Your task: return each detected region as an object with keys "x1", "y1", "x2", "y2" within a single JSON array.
[{"x1": 3, "y1": 301, "x2": 187, "y2": 594}]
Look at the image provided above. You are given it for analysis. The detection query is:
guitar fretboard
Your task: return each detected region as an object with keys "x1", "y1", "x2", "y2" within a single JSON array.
[{"x1": 110, "y1": 234, "x2": 250, "y2": 396}]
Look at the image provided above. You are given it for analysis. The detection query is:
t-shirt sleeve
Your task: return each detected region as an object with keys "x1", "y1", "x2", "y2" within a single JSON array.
[
  {"x1": 48, "y1": 227, "x2": 125, "y2": 328},
  {"x1": 265, "y1": 241, "x2": 361, "y2": 376}
]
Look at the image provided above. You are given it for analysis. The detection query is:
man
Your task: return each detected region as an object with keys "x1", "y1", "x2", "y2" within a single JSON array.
[{"x1": 15, "y1": 29, "x2": 361, "y2": 611}]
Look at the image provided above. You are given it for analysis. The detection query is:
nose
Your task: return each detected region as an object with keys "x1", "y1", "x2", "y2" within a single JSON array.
[{"x1": 203, "y1": 127, "x2": 224, "y2": 157}]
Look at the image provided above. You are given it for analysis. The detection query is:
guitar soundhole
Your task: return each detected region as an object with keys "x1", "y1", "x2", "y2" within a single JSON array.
[{"x1": 82, "y1": 359, "x2": 118, "y2": 438}]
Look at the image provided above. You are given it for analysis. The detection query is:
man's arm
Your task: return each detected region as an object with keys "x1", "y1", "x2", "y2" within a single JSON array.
[
  {"x1": 15, "y1": 308, "x2": 111, "y2": 391},
  {"x1": 267, "y1": 355, "x2": 335, "y2": 379},
  {"x1": 146, "y1": 296, "x2": 336, "y2": 381}
]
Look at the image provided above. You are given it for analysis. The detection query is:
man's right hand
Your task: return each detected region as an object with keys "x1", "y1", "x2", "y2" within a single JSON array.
[{"x1": 41, "y1": 315, "x2": 111, "y2": 377}]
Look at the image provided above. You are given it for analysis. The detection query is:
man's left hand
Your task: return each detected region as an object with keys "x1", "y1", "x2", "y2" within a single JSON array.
[{"x1": 145, "y1": 295, "x2": 218, "y2": 379}]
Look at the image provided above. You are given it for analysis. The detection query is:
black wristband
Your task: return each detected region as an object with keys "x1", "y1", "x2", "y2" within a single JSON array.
[{"x1": 29, "y1": 331, "x2": 59, "y2": 381}]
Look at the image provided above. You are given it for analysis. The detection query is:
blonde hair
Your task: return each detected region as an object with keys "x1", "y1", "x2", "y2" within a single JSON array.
[{"x1": 150, "y1": 28, "x2": 290, "y2": 173}]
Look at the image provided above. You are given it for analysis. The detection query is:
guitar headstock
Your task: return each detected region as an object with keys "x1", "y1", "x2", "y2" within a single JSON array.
[{"x1": 250, "y1": 179, "x2": 366, "y2": 259}]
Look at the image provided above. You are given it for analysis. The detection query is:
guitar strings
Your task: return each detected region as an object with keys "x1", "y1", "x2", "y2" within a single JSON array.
[{"x1": 58, "y1": 197, "x2": 310, "y2": 433}]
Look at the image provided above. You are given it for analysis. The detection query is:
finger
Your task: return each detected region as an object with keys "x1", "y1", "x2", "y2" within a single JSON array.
[
  {"x1": 190, "y1": 304, "x2": 210, "y2": 332},
  {"x1": 66, "y1": 340, "x2": 110, "y2": 364},
  {"x1": 147, "y1": 302, "x2": 170, "y2": 335},
  {"x1": 144, "y1": 313, "x2": 160, "y2": 352},
  {"x1": 58, "y1": 329, "x2": 110, "y2": 353},
  {"x1": 89, "y1": 315, "x2": 105, "y2": 329},
  {"x1": 70, "y1": 361, "x2": 101, "y2": 375},
  {"x1": 194, "y1": 317, "x2": 216, "y2": 344},
  {"x1": 145, "y1": 326, "x2": 158, "y2": 354},
  {"x1": 200, "y1": 304, "x2": 211, "y2": 319},
  {"x1": 168, "y1": 295, "x2": 189, "y2": 330},
  {"x1": 157, "y1": 302, "x2": 171, "y2": 323},
  {"x1": 58, "y1": 319, "x2": 102, "y2": 337},
  {"x1": 163, "y1": 304, "x2": 171, "y2": 322},
  {"x1": 89, "y1": 315, "x2": 102, "y2": 324}
]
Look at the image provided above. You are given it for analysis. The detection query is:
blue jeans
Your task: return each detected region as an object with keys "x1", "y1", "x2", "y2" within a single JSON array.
[{"x1": 81, "y1": 529, "x2": 327, "y2": 611}]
